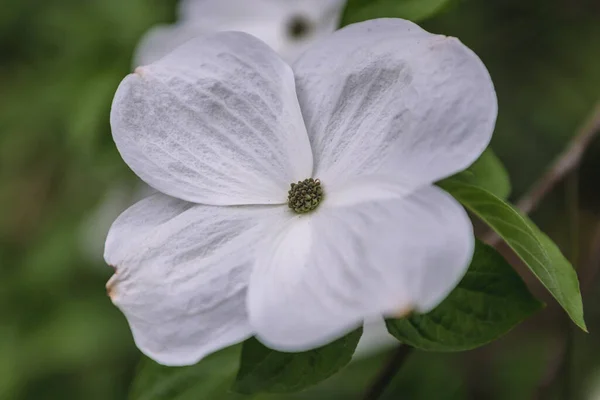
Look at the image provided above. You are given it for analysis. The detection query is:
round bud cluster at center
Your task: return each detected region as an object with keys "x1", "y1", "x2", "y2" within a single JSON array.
[{"x1": 287, "y1": 178, "x2": 323, "y2": 214}]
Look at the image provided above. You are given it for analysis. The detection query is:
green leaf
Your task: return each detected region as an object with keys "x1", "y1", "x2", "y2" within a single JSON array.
[
  {"x1": 439, "y1": 180, "x2": 586, "y2": 331},
  {"x1": 447, "y1": 149, "x2": 512, "y2": 199},
  {"x1": 341, "y1": 0, "x2": 454, "y2": 26},
  {"x1": 129, "y1": 347, "x2": 246, "y2": 400},
  {"x1": 233, "y1": 328, "x2": 363, "y2": 394},
  {"x1": 386, "y1": 241, "x2": 542, "y2": 351}
]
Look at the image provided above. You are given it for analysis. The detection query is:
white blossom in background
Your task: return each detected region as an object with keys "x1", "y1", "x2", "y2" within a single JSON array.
[
  {"x1": 135, "y1": 0, "x2": 346, "y2": 66},
  {"x1": 353, "y1": 318, "x2": 398, "y2": 358},
  {"x1": 80, "y1": 183, "x2": 154, "y2": 260},
  {"x1": 81, "y1": 0, "x2": 345, "y2": 261},
  {"x1": 105, "y1": 19, "x2": 497, "y2": 366}
]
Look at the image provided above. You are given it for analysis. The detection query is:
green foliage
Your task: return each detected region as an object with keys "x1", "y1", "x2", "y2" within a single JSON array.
[
  {"x1": 341, "y1": 0, "x2": 455, "y2": 26},
  {"x1": 449, "y1": 149, "x2": 512, "y2": 199},
  {"x1": 130, "y1": 329, "x2": 362, "y2": 399},
  {"x1": 3, "y1": 0, "x2": 600, "y2": 398},
  {"x1": 0, "y1": 1, "x2": 174, "y2": 399},
  {"x1": 386, "y1": 241, "x2": 542, "y2": 351},
  {"x1": 130, "y1": 348, "x2": 244, "y2": 400},
  {"x1": 440, "y1": 180, "x2": 586, "y2": 331},
  {"x1": 233, "y1": 329, "x2": 363, "y2": 394}
]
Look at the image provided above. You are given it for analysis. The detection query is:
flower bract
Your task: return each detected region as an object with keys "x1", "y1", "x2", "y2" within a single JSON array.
[{"x1": 106, "y1": 18, "x2": 497, "y2": 366}]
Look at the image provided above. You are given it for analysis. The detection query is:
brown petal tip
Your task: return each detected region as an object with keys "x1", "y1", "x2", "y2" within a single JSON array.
[
  {"x1": 391, "y1": 304, "x2": 414, "y2": 319},
  {"x1": 106, "y1": 275, "x2": 118, "y2": 300}
]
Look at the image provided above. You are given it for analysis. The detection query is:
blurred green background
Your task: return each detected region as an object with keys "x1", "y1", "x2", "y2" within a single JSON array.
[{"x1": 1, "y1": 0, "x2": 599, "y2": 399}]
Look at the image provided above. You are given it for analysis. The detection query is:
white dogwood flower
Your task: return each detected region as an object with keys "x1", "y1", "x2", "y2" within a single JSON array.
[
  {"x1": 83, "y1": 0, "x2": 344, "y2": 262},
  {"x1": 106, "y1": 19, "x2": 497, "y2": 366},
  {"x1": 135, "y1": 0, "x2": 346, "y2": 65}
]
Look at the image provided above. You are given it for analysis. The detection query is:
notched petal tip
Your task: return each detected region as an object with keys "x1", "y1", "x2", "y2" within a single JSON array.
[
  {"x1": 111, "y1": 32, "x2": 313, "y2": 206},
  {"x1": 133, "y1": 67, "x2": 146, "y2": 77},
  {"x1": 427, "y1": 34, "x2": 461, "y2": 50},
  {"x1": 390, "y1": 304, "x2": 414, "y2": 319},
  {"x1": 106, "y1": 274, "x2": 118, "y2": 301}
]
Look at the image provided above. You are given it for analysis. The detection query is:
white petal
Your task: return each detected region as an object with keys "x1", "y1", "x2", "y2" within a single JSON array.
[
  {"x1": 247, "y1": 185, "x2": 473, "y2": 351},
  {"x1": 111, "y1": 32, "x2": 312, "y2": 206},
  {"x1": 105, "y1": 193, "x2": 286, "y2": 366},
  {"x1": 178, "y1": 0, "x2": 345, "y2": 64},
  {"x1": 293, "y1": 18, "x2": 497, "y2": 188}
]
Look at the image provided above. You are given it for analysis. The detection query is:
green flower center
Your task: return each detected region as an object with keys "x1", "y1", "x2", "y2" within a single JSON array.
[{"x1": 287, "y1": 178, "x2": 323, "y2": 214}]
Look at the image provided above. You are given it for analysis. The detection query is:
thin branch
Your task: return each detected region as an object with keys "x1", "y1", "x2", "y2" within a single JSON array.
[
  {"x1": 487, "y1": 103, "x2": 600, "y2": 396},
  {"x1": 485, "y1": 101, "x2": 600, "y2": 246},
  {"x1": 362, "y1": 345, "x2": 413, "y2": 400},
  {"x1": 362, "y1": 103, "x2": 600, "y2": 400},
  {"x1": 517, "y1": 102, "x2": 600, "y2": 215}
]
